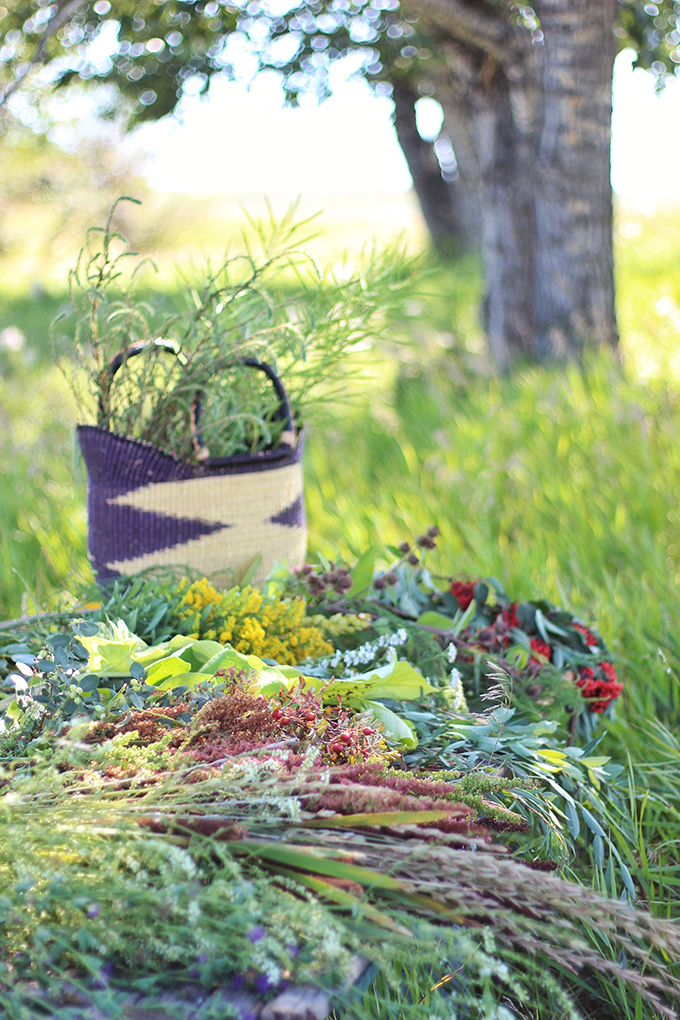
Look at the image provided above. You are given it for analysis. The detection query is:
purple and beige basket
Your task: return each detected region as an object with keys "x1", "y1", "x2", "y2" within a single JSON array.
[{"x1": 77, "y1": 352, "x2": 307, "y2": 587}]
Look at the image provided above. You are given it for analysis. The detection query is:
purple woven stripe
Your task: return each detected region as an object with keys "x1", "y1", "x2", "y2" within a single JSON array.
[
  {"x1": 77, "y1": 426, "x2": 306, "y2": 582},
  {"x1": 77, "y1": 426, "x2": 305, "y2": 498},
  {"x1": 89, "y1": 502, "x2": 228, "y2": 582},
  {"x1": 270, "y1": 492, "x2": 305, "y2": 529}
]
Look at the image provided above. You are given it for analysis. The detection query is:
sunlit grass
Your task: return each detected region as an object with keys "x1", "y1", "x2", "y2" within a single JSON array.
[
  {"x1": 2, "y1": 199, "x2": 680, "y2": 758},
  {"x1": 615, "y1": 199, "x2": 680, "y2": 381}
]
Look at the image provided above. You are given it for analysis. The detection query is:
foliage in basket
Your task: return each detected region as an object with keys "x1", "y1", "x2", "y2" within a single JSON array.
[{"x1": 52, "y1": 197, "x2": 417, "y2": 462}]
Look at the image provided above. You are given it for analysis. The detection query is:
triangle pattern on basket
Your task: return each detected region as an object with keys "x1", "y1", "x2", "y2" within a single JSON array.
[
  {"x1": 105, "y1": 464, "x2": 306, "y2": 582},
  {"x1": 91, "y1": 503, "x2": 228, "y2": 578}
]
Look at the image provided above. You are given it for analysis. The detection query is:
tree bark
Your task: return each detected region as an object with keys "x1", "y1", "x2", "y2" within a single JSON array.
[
  {"x1": 391, "y1": 78, "x2": 478, "y2": 255},
  {"x1": 531, "y1": 0, "x2": 618, "y2": 358},
  {"x1": 404, "y1": 0, "x2": 619, "y2": 367},
  {"x1": 469, "y1": 67, "x2": 535, "y2": 368}
]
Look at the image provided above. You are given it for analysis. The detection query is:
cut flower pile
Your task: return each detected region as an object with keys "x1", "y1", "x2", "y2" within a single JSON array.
[{"x1": 3, "y1": 536, "x2": 677, "y2": 1020}]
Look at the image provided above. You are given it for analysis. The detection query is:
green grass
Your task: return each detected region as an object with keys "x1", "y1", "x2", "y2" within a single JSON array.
[
  {"x1": 2, "y1": 201, "x2": 680, "y2": 752},
  {"x1": 3, "y1": 195, "x2": 680, "y2": 1018}
]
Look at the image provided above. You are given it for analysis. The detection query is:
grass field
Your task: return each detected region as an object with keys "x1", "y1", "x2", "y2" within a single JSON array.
[
  {"x1": 2, "y1": 188, "x2": 680, "y2": 764},
  {"x1": 4, "y1": 174, "x2": 680, "y2": 1018}
]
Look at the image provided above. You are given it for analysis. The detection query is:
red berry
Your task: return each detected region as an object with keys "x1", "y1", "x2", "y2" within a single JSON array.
[
  {"x1": 340, "y1": 731, "x2": 353, "y2": 744},
  {"x1": 280, "y1": 716, "x2": 291, "y2": 726},
  {"x1": 362, "y1": 727, "x2": 375, "y2": 735},
  {"x1": 272, "y1": 708, "x2": 283, "y2": 720}
]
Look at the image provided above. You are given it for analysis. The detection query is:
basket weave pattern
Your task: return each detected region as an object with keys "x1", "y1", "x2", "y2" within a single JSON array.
[{"x1": 78, "y1": 426, "x2": 307, "y2": 586}]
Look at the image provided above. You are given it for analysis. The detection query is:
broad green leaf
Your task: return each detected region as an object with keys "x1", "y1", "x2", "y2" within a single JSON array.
[
  {"x1": 134, "y1": 639, "x2": 189, "y2": 668},
  {"x1": 146, "y1": 655, "x2": 193, "y2": 685},
  {"x1": 347, "y1": 545, "x2": 377, "y2": 597},
  {"x1": 198, "y1": 645, "x2": 265, "y2": 676},
  {"x1": 619, "y1": 861, "x2": 636, "y2": 900},
  {"x1": 593, "y1": 833, "x2": 605, "y2": 869},
  {"x1": 302, "y1": 809, "x2": 457, "y2": 828},
  {"x1": 362, "y1": 700, "x2": 417, "y2": 748},
  {"x1": 240, "y1": 552, "x2": 263, "y2": 587},
  {"x1": 564, "y1": 800, "x2": 580, "y2": 838},
  {"x1": 183, "y1": 639, "x2": 225, "y2": 667},
  {"x1": 278, "y1": 869, "x2": 410, "y2": 934},
  {"x1": 230, "y1": 841, "x2": 405, "y2": 889},
  {"x1": 532, "y1": 719, "x2": 558, "y2": 736},
  {"x1": 256, "y1": 666, "x2": 302, "y2": 696},
  {"x1": 536, "y1": 749, "x2": 567, "y2": 763},
  {"x1": 78, "y1": 675, "x2": 100, "y2": 693},
  {"x1": 582, "y1": 807, "x2": 607, "y2": 839},
  {"x1": 156, "y1": 672, "x2": 211, "y2": 691},
  {"x1": 416, "y1": 611, "x2": 455, "y2": 631},
  {"x1": 451, "y1": 600, "x2": 476, "y2": 637},
  {"x1": 78, "y1": 619, "x2": 148, "y2": 676},
  {"x1": 364, "y1": 659, "x2": 437, "y2": 700},
  {"x1": 307, "y1": 658, "x2": 436, "y2": 708},
  {"x1": 87, "y1": 641, "x2": 146, "y2": 677},
  {"x1": 580, "y1": 756, "x2": 611, "y2": 768}
]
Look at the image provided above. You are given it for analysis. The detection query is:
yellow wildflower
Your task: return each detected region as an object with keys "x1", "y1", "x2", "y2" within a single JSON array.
[{"x1": 170, "y1": 579, "x2": 333, "y2": 664}]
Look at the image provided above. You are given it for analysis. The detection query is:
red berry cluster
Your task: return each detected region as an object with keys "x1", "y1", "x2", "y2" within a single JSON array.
[
  {"x1": 573, "y1": 622, "x2": 599, "y2": 649},
  {"x1": 449, "y1": 589, "x2": 623, "y2": 714},
  {"x1": 529, "y1": 637, "x2": 552, "y2": 663},
  {"x1": 576, "y1": 662, "x2": 623, "y2": 714},
  {"x1": 450, "y1": 580, "x2": 476, "y2": 611},
  {"x1": 269, "y1": 680, "x2": 383, "y2": 764},
  {"x1": 501, "y1": 603, "x2": 520, "y2": 631}
]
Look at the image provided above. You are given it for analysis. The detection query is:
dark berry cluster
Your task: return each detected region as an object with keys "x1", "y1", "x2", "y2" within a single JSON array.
[{"x1": 296, "y1": 561, "x2": 352, "y2": 598}]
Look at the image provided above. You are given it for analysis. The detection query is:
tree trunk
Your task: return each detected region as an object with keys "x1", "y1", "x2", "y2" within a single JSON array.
[
  {"x1": 469, "y1": 68, "x2": 535, "y2": 368},
  {"x1": 391, "y1": 79, "x2": 478, "y2": 256},
  {"x1": 476, "y1": 0, "x2": 618, "y2": 364},
  {"x1": 531, "y1": 0, "x2": 618, "y2": 358},
  {"x1": 404, "y1": 0, "x2": 619, "y2": 367}
]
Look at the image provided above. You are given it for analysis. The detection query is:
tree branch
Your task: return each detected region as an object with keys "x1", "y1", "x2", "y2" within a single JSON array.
[
  {"x1": 0, "y1": 0, "x2": 81, "y2": 109},
  {"x1": 402, "y1": 0, "x2": 527, "y2": 66}
]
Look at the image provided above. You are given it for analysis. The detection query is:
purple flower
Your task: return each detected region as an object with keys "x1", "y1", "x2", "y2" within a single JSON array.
[
  {"x1": 188, "y1": 967, "x2": 201, "y2": 980},
  {"x1": 87, "y1": 904, "x2": 99, "y2": 919},
  {"x1": 90, "y1": 962, "x2": 114, "y2": 990},
  {"x1": 255, "y1": 973, "x2": 274, "y2": 995},
  {"x1": 240, "y1": 1013, "x2": 257, "y2": 1020},
  {"x1": 230, "y1": 973, "x2": 246, "y2": 991},
  {"x1": 285, "y1": 945, "x2": 299, "y2": 958},
  {"x1": 196, "y1": 953, "x2": 208, "y2": 964},
  {"x1": 246, "y1": 925, "x2": 265, "y2": 943}
]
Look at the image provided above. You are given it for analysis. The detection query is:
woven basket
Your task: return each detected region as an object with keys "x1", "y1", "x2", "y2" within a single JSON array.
[{"x1": 77, "y1": 354, "x2": 307, "y2": 587}]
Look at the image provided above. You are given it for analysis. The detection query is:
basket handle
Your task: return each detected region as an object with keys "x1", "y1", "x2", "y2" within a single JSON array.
[{"x1": 105, "y1": 340, "x2": 297, "y2": 461}]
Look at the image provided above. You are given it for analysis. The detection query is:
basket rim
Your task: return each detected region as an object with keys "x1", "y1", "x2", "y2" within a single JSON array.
[{"x1": 76, "y1": 423, "x2": 305, "y2": 474}]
